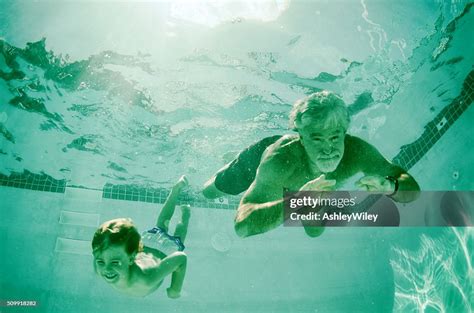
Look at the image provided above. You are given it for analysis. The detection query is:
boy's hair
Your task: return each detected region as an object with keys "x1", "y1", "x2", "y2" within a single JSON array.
[
  {"x1": 92, "y1": 218, "x2": 143, "y2": 255},
  {"x1": 289, "y1": 90, "x2": 350, "y2": 131}
]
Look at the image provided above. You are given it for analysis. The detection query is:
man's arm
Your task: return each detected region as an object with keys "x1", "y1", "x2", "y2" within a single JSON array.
[
  {"x1": 234, "y1": 154, "x2": 289, "y2": 238},
  {"x1": 355, "y1": 139, "x2": 420, "y2": 202}
]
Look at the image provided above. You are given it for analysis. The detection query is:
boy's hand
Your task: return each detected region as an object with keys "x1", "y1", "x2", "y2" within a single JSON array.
[{"x1": 167, "y1": 287, "x2": 181, "y2": 299}]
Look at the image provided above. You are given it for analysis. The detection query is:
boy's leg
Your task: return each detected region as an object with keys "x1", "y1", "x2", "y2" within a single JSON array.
[
  {"x1": 173, "y1": 205, "x2": 191, "y2": 243},
  {"x1": 156, "y1": 175, "x2": 188, "y2": 232}
]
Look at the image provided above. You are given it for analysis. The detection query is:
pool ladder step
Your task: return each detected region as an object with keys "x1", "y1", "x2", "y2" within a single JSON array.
[
  {"x1": 55, "y1": 210, "x2": 100, "y2": 255},
  {"x1": 59, "y1": 210, "x2": 99, "y2": 227},
  {"x1": 54, "y1": 237, "x2": 92, "y2": 255}
]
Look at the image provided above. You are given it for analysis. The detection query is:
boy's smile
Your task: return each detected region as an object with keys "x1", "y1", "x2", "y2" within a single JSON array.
[
  {"x1": 93, "y1": 245, "x2": 133, "y2": 285},
  {"x1": 104, "y1": 272, "x2": 119, "y2": 282}
]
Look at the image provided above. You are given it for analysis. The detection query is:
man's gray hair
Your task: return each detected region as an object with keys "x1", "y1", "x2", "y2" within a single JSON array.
[{"x1": 289, "y1": 90, "x2": 350, "y2": 131}]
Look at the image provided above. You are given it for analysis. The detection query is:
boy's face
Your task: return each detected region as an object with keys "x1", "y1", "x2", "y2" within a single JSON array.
[{"x1": 93, "y1": 245, "x2": 134, "y2": 285}]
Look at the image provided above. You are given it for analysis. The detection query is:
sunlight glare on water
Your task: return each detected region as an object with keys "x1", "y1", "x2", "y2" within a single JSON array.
[{"x1": 392, "y1": 228, "x2": 474, "y2": 313}]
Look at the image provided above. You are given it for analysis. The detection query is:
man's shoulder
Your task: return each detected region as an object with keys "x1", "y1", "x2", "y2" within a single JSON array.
[
  {"x1": 344, "y1": 134, "x2": 374, "y2": 154},
  {"x1": 345, "y1": 134, "x2": 367, "y2": 146},
  {"x1": 257, "y1": 134, "x2": 303, "y2": 177},
  {"x1": 264, "y1": 134, "x2": 303, "y2": 161},
  {"x1": 272, "y1": 134, "x2": 302, "y2": 152},
  {"x1": 341, "y1": 134, "x2": 391, "y2": 172}
]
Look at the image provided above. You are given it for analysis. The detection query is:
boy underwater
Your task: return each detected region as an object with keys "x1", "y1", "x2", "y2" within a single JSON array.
[{"x1": 92, "y1": 176, "x2": 190, "y2": 298}]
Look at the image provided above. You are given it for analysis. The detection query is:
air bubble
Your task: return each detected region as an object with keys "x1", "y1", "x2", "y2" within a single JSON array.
[{"x1": 211, "y1": 232, "x2": 232, "y2": 253}]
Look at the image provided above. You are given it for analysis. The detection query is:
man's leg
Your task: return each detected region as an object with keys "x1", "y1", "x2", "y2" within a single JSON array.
[
  {"x1": 202, "y1": 170, "x2": 230, "y2": 199},
  {"x1": 156, "y1": 175, "x2": 188, "y2": 232},
  {"x1": 173, "y1": 205, "x2": 191, "y2": 243}
]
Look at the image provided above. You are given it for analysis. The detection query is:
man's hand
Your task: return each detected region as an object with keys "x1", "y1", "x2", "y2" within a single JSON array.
[
  {"x1": 298, "y1": 175, "x2": 334, "y2": 239},
  {"x1": 356, "y1": 175, "x2": 394, "y2": 193},
  {"x1": 167, "y1": 287, "x2": 181, "y2": 299},
  {"x1": 299, "y1": 174, "x2": 336, "y2": 192},
  {"x1": 234, "y1": 200, "x2": 283, "y2": 237}
]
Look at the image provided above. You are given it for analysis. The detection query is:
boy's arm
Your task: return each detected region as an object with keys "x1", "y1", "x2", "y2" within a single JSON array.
[
  {"x1": 166, "y1": 252, "x2": 187, "y2": 298},
  {"x1": 147, "y1": 251, "x2": 187, "y2": 298}
]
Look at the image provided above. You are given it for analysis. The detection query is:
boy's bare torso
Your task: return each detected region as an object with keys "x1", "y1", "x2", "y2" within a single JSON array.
[{"x1": 112, "y1": 251, "x2": 164, "y2": 297}]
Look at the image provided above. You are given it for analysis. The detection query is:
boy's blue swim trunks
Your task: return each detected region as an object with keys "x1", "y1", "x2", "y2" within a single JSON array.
[{"x1": 141, "y1": 227, "x2": 185, "y2": 255}]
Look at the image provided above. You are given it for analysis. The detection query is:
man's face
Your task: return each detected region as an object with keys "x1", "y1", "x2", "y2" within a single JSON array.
[
  {"x1": 297, "y1": 116, "x2": 346, "y2": 173},
  {"x1": 93, "y1": 245, "x2": 133, "y2": 285}
]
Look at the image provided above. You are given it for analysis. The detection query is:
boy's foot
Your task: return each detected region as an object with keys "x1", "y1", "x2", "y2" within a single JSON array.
[
  {"x1": 174, "y1": 175, "x2": 189, "y2": 191},
  {"x1": 181, "y1": 204, "x2": 191, "y2": 221}
]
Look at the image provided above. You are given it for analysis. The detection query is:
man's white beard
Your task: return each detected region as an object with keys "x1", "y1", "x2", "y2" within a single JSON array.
[{"x1": 315, "y1": 155, "x2": 342, "y2": 173}]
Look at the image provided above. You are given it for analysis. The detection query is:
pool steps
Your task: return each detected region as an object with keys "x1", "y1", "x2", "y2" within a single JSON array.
[{"x1": 55, "y1": 187, "x2": 102, "y2": 255}]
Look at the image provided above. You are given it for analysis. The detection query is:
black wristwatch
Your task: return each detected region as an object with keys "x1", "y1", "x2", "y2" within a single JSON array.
[{"x1": 385, "y1": 176, "x2": 399, "y2": 196}]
